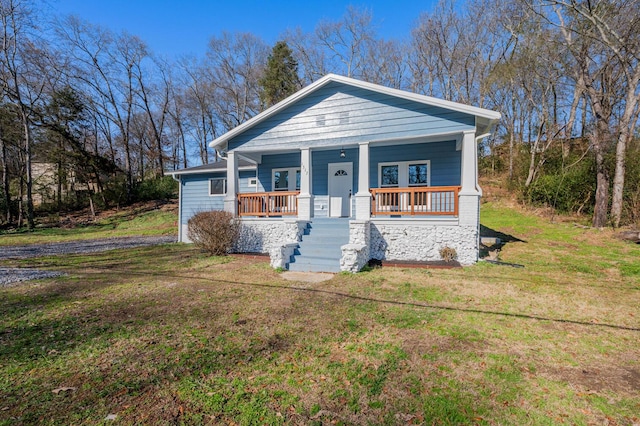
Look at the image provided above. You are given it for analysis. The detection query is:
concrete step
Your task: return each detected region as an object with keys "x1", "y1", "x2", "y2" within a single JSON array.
[
  {"x1": 288, "y1": 258, "x2": 341, "y2": 273},
  {"x1": 288, "y1": 218, "x2": 349, "y2": 273},
  {"x1": 298, "y1": 236, "x2": 350, "y2": 245},
  {"x1": 294, "y1": 247, "x2": 343, "y2": 258}
]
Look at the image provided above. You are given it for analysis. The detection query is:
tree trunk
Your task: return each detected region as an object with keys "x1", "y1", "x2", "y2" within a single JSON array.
[
  {"x1": 57, "y1": 160, "x2": 63, "y2": 211},
  {"x1": 0, "y1": 132, "x2": 11, "y2": 224},
  {"x1": 564, "y1": 79, "x2": 584, "y2": 158},
  {"x1": 610, "y1": 70, "x2": 640, "y2": 228},
  {"x1": 22, "y1": 114, "x2": 34, "y2": 229},
  {"x1": 592, "y1": 120, "x2": 610, "y2": 228}
]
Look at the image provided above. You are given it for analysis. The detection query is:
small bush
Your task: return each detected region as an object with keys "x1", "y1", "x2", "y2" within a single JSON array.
[
  {"x1": 187, "y1": 210, "x2": 240, "y2": 255},
  {"x1": 439, "y1": 246, "x2": 457, "y2": 262}
]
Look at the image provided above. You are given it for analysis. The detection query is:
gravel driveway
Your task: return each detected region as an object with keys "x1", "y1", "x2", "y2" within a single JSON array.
[{"x1": 0, "y1": 235, "x2": 176, "y2": 286}]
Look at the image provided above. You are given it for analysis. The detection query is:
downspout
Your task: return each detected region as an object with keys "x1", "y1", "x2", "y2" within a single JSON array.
[{"x1": 171, "y1": 174, "x2": 183, "y2": 243}]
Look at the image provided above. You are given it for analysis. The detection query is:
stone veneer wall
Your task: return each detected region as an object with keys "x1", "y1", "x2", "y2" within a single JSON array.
[
  {"x1": 369, "y1": 222, "x2": 478, "y2": 265},
  {"x1": 340, "y1": 221, "x2": 370, "y2": 272},
  {"x1": 234, "y1": 219, "x2": 308, "y2": 253}
]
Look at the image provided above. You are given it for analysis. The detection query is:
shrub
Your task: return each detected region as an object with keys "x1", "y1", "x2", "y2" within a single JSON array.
[
  {"x1": 526, "y1": 159, "x2": 595, "y2": 215},
  {"x1": 439, "y1": 246, "x2": 457, "y2": 262},
  {"x1": 134, "y1": 176, "x2": 178, "y2": 201},
  {"x1": 187, "y1": 211, "x2": 240, "y2": 255}
]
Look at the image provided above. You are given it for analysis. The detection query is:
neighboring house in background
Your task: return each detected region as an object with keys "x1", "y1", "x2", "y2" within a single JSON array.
[
  {"x1": 169, "y1": 74, "x2": 501, "y2": 272},
  {"x1": 31, "y1": 162, "x2": 97, "y2": 206}
]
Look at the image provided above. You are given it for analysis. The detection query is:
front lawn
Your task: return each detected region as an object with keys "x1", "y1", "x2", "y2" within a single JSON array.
[{"x1": 1, "y1": 201, "x2": 638, "y2": 425}]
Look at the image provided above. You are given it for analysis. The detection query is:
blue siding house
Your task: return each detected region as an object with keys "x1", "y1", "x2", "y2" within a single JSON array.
[{"x1": 170, "y1": 74, "x2": 500, "y2": 272}]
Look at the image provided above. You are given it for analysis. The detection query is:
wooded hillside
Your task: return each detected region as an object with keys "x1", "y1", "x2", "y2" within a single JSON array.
[{"x1": 1, "y1": 0, "x2": 638, "y2": 228}]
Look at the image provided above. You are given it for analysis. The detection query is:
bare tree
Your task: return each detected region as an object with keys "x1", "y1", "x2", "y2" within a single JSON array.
[
  {"x1": 206, "y1": 32, "x2": 267, "y2": 131},
  {"x1": 0, "y1": 0, "x2": 58, "y2": 228},
  {"x1": 57, "y1": 18, "x2": 150, "y2": 201},
  {"x1": 176, "y1": 56, "x2": 217, "y2": 164},
  {"x1": 535, "y1": 0, "x2": 640, "y2": 227},
  {"x1": 314, "y1": 6, "x2": 377, "y2": 79}
]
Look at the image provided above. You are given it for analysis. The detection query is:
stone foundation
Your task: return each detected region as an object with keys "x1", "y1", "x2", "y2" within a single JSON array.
[
  {"x1": 269, "y1": 243, "x2": 299, "y2": 269},
  {"x1": 369, "y1": 221, "x2": 478, "y2": 265},
  {"x1": 340, "y1": 221, "x2": 371, "y2": 272},
  {"x1": 234, "y1": 219, "x2": 308, "y2": 253}
]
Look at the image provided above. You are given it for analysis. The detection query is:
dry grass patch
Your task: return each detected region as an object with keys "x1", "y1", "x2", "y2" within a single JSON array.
[{"x1": 2, "y1": 201, "x2": 640, "y2": 424}]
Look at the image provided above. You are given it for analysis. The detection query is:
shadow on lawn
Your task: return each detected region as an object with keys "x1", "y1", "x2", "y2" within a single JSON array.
[{"x1": 479, "y1": 224, "x2": 527, "y2": 259}]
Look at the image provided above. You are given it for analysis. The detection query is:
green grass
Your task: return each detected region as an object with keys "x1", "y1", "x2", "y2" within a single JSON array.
[
  {"x1": 0, "y1": 206, "x2": 177, "y2": 246},
  {"x1": 1, "y1": 200, "x2": 639, "y2": 424}
]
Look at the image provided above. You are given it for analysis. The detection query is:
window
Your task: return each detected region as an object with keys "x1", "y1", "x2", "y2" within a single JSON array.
[
  {"x1": 248, "y1": 177, "x2": 257, "y2": 187},
  {"x1": 381, "y1": 165, "x2": 398, "y2": 187},
  {"x1": 209, "y1": 178, "x2": 226, "y2": 196},
  {"x1": 274, "y1": 170, "x2": 289, "y2": 191},
  {"x1": 409, "y1": 163, "x2": 428, "y2": 186},
  {"x1": 273, "y1": 168, "x2": 301, "y2": 191},
  {"x1": 378, "y1": 161, "x2": 430, "y2": 188}
]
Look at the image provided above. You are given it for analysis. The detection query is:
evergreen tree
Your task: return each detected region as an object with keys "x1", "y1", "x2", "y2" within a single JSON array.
[{"x1": 259, "y1": 41, "x2": 300, "y2": 108}]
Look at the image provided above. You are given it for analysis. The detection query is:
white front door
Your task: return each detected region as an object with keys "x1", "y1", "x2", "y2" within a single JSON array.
[{"x1": 328, "y1": 162, "x2": 352, "y2": 217}]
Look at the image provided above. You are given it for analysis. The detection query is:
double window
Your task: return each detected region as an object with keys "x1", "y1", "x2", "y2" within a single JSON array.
[
  {"x1": 273, "y1": 168, "x2": 301, "y2": 191},
  {"x1": 379, "y1": 161, "x2": 430, "y2": 188},
  {"x1": 209, "y1": 178, "x2": 227, "y2": 196}
]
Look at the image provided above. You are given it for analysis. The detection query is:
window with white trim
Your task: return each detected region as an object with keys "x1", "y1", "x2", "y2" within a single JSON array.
[
  {"x1": 272, "y1": 168, "x2": 301, "y2": 191},
  {"x1": 378, "y1": 161, "x2": 430, "y2": 187},
  {"x1": 209, "y1": 178, "x2": 226, "y2": 196}
]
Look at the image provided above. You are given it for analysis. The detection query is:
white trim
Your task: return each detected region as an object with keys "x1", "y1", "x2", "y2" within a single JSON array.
[
  {"x1": 272, "y1": 167, "x2": 301, "y2": 192},
  {"x1": 234, "y1": 130, "x2": 465, "y2": 155},
  {"x1": 378, "y1": 160, "x2": 431, "y2": 188},
  {"x1": 210, "y1": 74, "x2": 501, "y2": 150},
  {"x1": 208, "y1": 177, "x2": 227, "y2": 196},
  {"x1": 248, "y1": 177, "x2": 257, "y2": 188},
  {"x1": 370, "y1": 217, "x2": 459, "y2": 226},
  {"x1": 167, "y1": 165, "x2": 255, "y2": 177},
  {"x1": 176, "y1": 175, "x2": 183, "y2": 242}
]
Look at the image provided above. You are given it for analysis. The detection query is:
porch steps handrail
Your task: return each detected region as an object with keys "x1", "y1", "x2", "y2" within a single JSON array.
[
  {"x1": 370, "y1": 186, "x2": 460, "y2": 216},
  {"x1": 238, "y1": 191, "x2": 299, "y2": 217}
]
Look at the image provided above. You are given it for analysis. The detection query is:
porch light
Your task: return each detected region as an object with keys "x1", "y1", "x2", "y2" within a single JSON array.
[{"x1": 340, "y1": 148, "x2": 346, "y2": 158}]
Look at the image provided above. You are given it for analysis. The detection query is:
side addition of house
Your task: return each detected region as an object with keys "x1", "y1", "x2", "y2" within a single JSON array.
[{"x1": 170, "y1": 74, "x2": 501, "y2": 273}]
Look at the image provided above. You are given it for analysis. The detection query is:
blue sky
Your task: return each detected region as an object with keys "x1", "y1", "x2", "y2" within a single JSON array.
[{"x1": 53, "y1": 0, "x2": 439, "y2": 59}]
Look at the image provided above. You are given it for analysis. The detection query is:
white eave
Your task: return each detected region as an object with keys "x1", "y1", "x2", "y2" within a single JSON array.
[{"x1": 209, "y1": 73, "x2": 502, "y2": 150}]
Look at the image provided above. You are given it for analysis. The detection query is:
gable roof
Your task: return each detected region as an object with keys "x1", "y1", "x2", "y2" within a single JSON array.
[
  {"x1": 167, "y1": 158, "x2": 256, "y2": 176},
  {"x1": 209, "y1": 73, "x2": 501, "y2": 150}
]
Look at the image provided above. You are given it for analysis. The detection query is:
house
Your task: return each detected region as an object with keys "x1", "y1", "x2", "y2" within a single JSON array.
[
  {"x1": 31, "y1": 162, "x2": 99, "y2": 206},
  {"x1": 169, "y1": 74, "x2": 501, "y2": 272}
]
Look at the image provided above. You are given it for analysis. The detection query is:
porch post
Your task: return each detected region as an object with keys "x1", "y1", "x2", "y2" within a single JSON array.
[
  {"x1": 355, "y1": 142, "x2": 371, "y2": 220},
  {"x1": 224, "y1": 151, "x2": 238, "y2": 215},
  {"x1": 459, "y1": 130, "x2": 479, "y2": 196},
  {"x1": 458, "y1": 130, "x2": 480, "y2": 230},
  {"x1": 298, "y1": 147, "x2": 313, "y2": 220}
]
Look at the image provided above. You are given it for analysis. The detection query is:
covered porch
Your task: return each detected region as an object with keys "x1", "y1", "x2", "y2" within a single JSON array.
[{"x1": 223, "y1": 130, "x2": 480, "y2": 221}]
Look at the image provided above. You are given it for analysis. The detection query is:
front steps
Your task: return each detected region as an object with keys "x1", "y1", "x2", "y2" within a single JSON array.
[{"x1": 288, "y1": 218, "x2": 350, "y2": 273}]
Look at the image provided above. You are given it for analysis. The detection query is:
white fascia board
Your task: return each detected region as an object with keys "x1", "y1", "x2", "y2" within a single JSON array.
[
  {"x1": 167, "y1": 166, "x2": 256, "y2": 177},
  {"x1": 209, "y1": 73, "x2": 501, "y2": 150}
]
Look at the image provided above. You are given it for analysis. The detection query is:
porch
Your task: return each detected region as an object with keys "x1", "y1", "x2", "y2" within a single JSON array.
[
  {"x1": 224, "y1": 130, "x2": 479, "y2": 221},
  {"x1": 236, "y1": 186, "x2": 461, "y2": 218}
]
